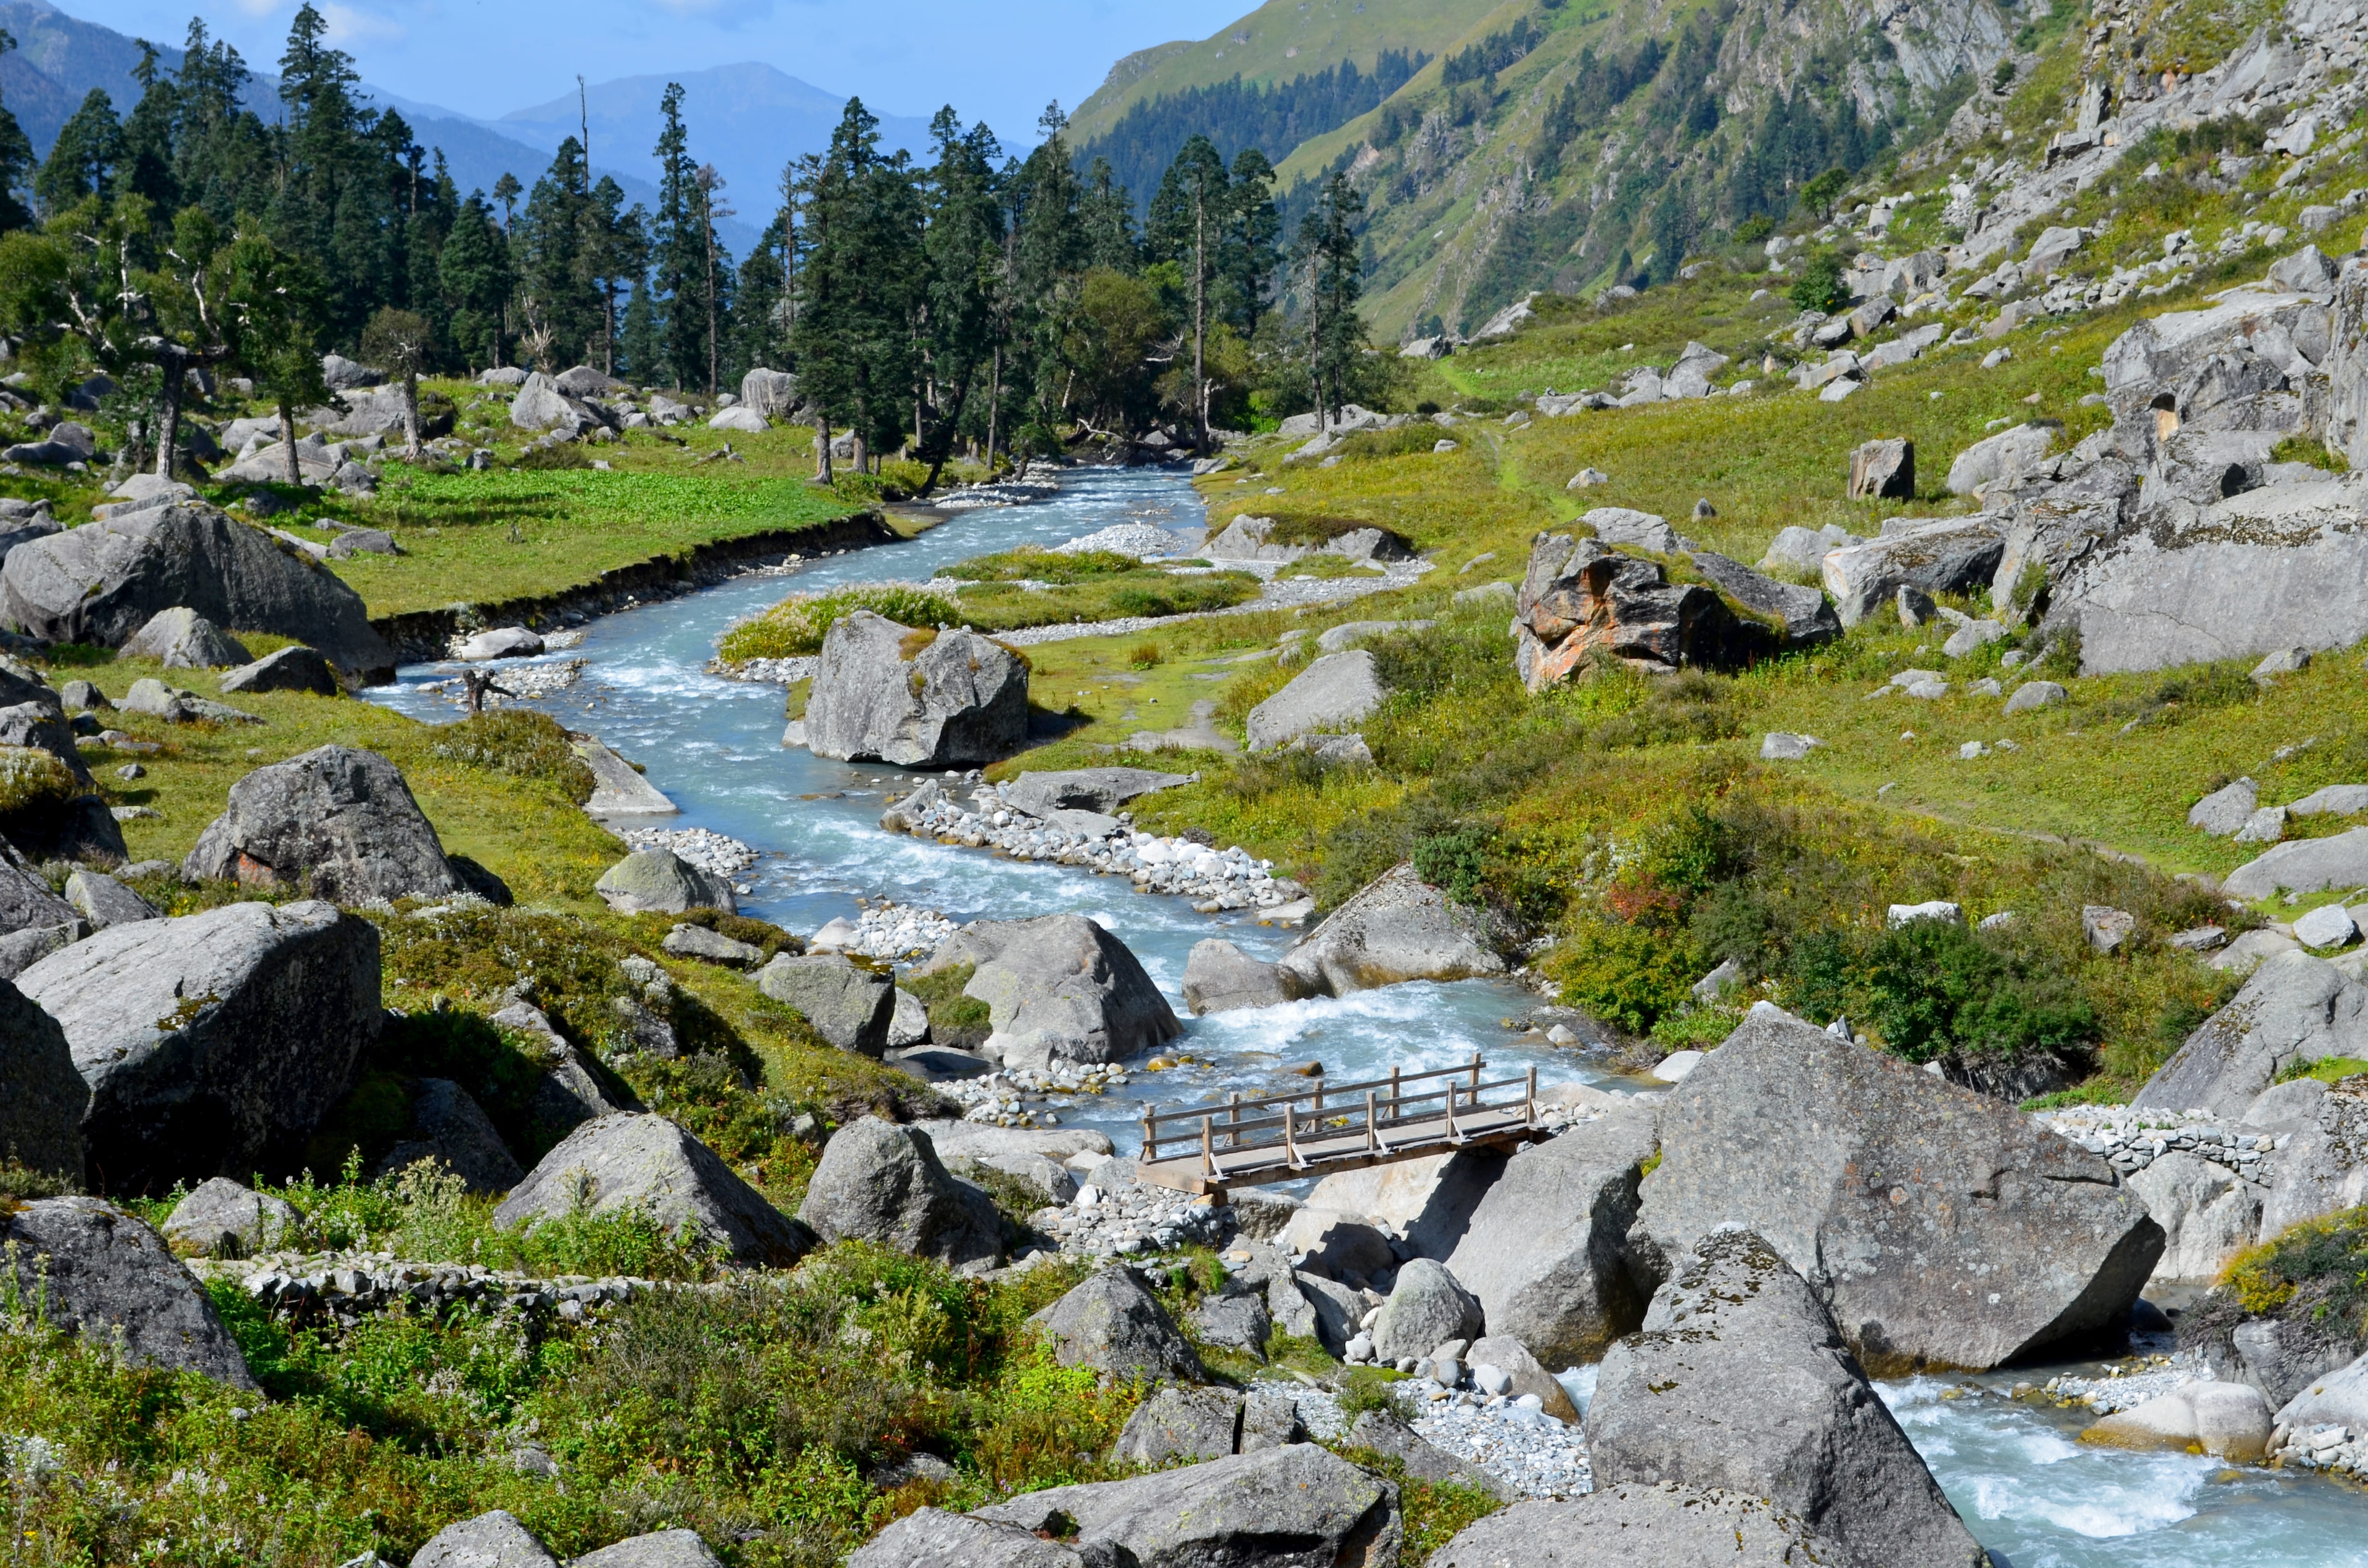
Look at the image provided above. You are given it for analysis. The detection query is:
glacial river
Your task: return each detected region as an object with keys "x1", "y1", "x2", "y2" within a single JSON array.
[{"x1": 366, "y1": 466, "x2": 2368, "y2": 1566}]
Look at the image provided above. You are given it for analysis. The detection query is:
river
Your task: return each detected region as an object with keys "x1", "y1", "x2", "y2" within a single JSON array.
[{"x1": 365, "y1": 465, "x2": 2368, "y2": 1566}]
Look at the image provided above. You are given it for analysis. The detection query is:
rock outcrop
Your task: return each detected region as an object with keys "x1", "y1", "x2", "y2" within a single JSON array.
[
  {"x1": 755, "y1": 953, "x2": 895, "y2": 1053},
  {"x1": 0, "y1": 504, "x2": 395, "y2": 681},
  {"x1": 796, "y1": 1117, "x2": 1001, "y2": 1265},
  {"x1": 1515, "y1": 533, "x2": 1767, "y2": 686},
  {"x1": 0, "y1": 975, "x2": 82, "y2": 1178},
  {"x1": 594, "y1": 848, "x2": 735, "y2": 915},
  {"x1": 804, "y1": 611, "x2": 1029, "y2": 767},
  {"x1": 120, "y1": 607, "x2": 252, "y2": 668},
  {"x1": 411, "y1": 1511, "x2": 559, "y2": 1568},
  {"x1": 2, "y1": 1197, "x2": 256, "y2": 1385},
  {"x1": 915, "y1": 914, "x2": 1178, "y2": 1069},
  {"x1": 17, "y1": 900, "x2": 380, "y2": 1193},
  {"x1": 1244, "y1": 651, "x2": 1386, "y2": 751},
  {"x1": 1429, "y1": 1484, "x2": 1836, "y2": 1568},
  {"x1": 183, "y1": 746, "x2": 467, "y2": 903},
  {"x1": 1588, "y1": 1229, "x2": 1986, "y2": 1568},
  {"x1": 1027, "y1": 1263, "x2": 1206, "y2": 1382},
  {"x1": 2133, "y1": 953, "x2": 2368, "y2": 1118},
  {"x1": 216, "y1": 644, "x2": 342, "y2": 697},
  {"x1": 1003, "y1": 766, "x2": 1190, "y2": 817},
  {"x1": 1280, "y1": 863, "x2": 1505, "y2": 995},
  {"x1": 1633, "y1": 1004, "x2": 2163, "y2": 1370},
  {"x1": 495, "y1": 1113, "x2": 808, "y2": 1266},
  {"x1": 1820, "y1": 519, "x2": 2007, "y2": 626}
]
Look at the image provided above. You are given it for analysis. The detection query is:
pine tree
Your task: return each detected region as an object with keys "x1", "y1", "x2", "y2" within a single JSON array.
[
  {"x1": 652, "y1": 83, "x2": 704, "y2": 390},
  {"x1": 438, "y1": 189, "x2": 513, "y2": 369},
  {"x1": 115, "y1": 41, "x2": 176, "y2": 210},
  {"x1": 916, "y1": 108, "x2": 1003, "y2": 482},
  {"x1": 1146, "y1": 135, "x2": 1227, "y2": 447},
  {"x1": 35, "y1": 90, "x2": 122, "y2": 216},
  {"x1": 1077, "y1": 157, "x2": 1137, "y2": 273},
  {"x1": 793, "y1": 97, "x2": 924, "y2": 473},
  {"x1": 1220, "y1": 148, "x2": 1280, "y2": 340},
  {"x1": 0, "y1": 30, "x2": 38, "y2": 234},
  {"x1": 1294, "y1": 172, "x2": 1365, "y2": 430},
  {"x1": 516, "y1": 136, "x2": 599, "y2": 366}
]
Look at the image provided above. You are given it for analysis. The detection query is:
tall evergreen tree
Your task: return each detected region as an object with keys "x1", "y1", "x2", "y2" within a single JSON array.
[
  {"x1": 0, "y1": 30, "x2": 38, "y2": 235},
  {"x1": 792, "y1": 97, "x2": 924, "y2": 474},
  {"x1": 916, "y1": 109, "x2": 1002, "y2": 483},
  {"x1": 651, "y1": 83, "x2": 704, "y2": 390},
  {"x1": 1220, "y1": 148, "x2": 1280, "y2": 341},
  {"x1": 115, "y1": 42, "x2": 177, "y2": 210},
  {"x1": 35, "y1": 90, "x2": 122, "y2": 217},
  {"x1": 1293, "y1": 172, "x2": 1365, "y2": 430},
  {"x1": 1006, "y1": 103, "x2": 1087, "y2": 450},
  {"x1": 515, "y1": 136, "x2": 600, "y2": 367},
  {"x1": 438, "y1": 189, "x2": 512, "y2": 369},
  {"x1": 1077, "y1": 157, "x2": 1136, "y2": 273},
  {"x1": 1146, "y1": 134, "x2": 1227, "y2": 447}
]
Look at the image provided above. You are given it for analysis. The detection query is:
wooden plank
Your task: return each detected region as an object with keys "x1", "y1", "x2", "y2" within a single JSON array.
[{"x1": 1135, "y1": 1106, "x2": 1540, "y2": 1194}]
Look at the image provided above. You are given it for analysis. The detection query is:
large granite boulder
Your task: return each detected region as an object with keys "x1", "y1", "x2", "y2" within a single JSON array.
[
  {"x1": 755, "y1": 953, "x2": 894, "y2": 1054},
  {"x1": 804, "y1": 611, "x2": 1029, "y2": 767},
  {"x1": 2086, "y1": 1381, "x2": 2273, "y2": 1461},
  {"x1": 1820, "y1": 518, "x2": 2007, "y2": 626},
  {"x1": 183, "y1": 746, "x2": 467, "y2": 904},
  {"x1": 1589, "y1": 1229, "x2": 1986, "y2": 1568},
  {"x1": 1632, "y1": 1004, "x2": 2163, "y2": 1371},
  {"x1": 494, "y1": 1112, "x2": 808, "y2": 1266},
  {"x1": 64, "y1": 869, "x2": 157, "y2": 929},
  {"x1": 1514, "y1": 534, "x2": 1767, "y2": 686},
  {"x1": 1429, "y1": 1484, "x2": 1836, "y2": 1567},
  {"x1": 572, "y1": 1530, "x2": 726, "y2": 1568},
  {"x1": 160, "y1": 1175, "x2": 306, "y2": 1257},
  {"x1": 594, "y1": 847, "x2": 735, "y2": 914},
  {"x1": 218, "y1": 644, "x2": 340, "y2": 697},
  {"x1": 915, "y1": 914, "x2": 1178, "y2": 1070},
  {"x1": 2104, "y1": 282, "x2": 2327, "y2": 461},
  {"x1": 412, "y1": 1511, "x2": 559, "y2": 1568},
  {"x1": 2132, "y1": 952, "x2": 2368, "y2": 1118},
  {"x1": 1445, "y1": 1104, "x2": 1658, "y2": 1365},
  {"x1": 16, "y1": 900, "x2": 380, "y2": 1194},
  {"x1": 2259, "y1": 1075, "x2": 2368, "y2": 1237},
  {"x1": 1369, "y1": 1258, "x2": 1483, "y2": 1361},
  {"x1": 1947, "y1": 422, "x2": 2057, "y2": 495},
  {"x1": 1180, "y1": 937, "x2": 1302, "y2": 1014},
  {"x1": 1244, "y1": 651, "x2": 1386, "y2": 751},
  {"x1": 0, "y1": 504, "x2": 395, "y2": 681},
  {"x1": 847, "y1": 1509, "x2": 1087, "y2": 1568},
  {"x1": 796, "y1": 1117, "x2": 1001, "y2": 1265},
  {"x1": 1027, "y1": 1263, "x2": 1206, "y2": 1382},
  {"x1": 1280, "y1": 863, "x2": 1505, "y2": 996},
  {"x1": 738, "y1": 367, "x2": 800, "y2": 416},
  {"x1": 2128, "y1": 1152, "x2": 2263, "y2": 1284},
  {"x1": 120, "y1": 607, "x2": 252, "y2": 669},
  {"x1": 1112, "y1": 1384, "x2": 1245, "y2": 1466},
  {"x1": 0, "y1": 975, "x2": 81, "y2": 1178},
  {"x1": 1003, "y1": 766, "x2": 1190, "y2": 818},
  {"x1": 1309, "y1": 1148, "x2": 1504, "y2": 1260},
  {"x1": 372, "y1": 1078, "x2": 524, "y2": 1194},
  {"x1": 2222, "y1": 827, "x2": 2368, "y2": 900},
  {"x1": 972, "y1": 1444, "x2": 1399, "y2": 1567},
  {"x1": 1686, "y1": 551, "x2": 1840, "y2": 647},
  {"x1": 2, "y1": 1197, "x2": 255, "y2": 1385}
]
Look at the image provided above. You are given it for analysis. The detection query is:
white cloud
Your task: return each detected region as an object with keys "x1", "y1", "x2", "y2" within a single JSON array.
[{"x1": 319, "y1": 2, "x2": 408, "y2": 46}]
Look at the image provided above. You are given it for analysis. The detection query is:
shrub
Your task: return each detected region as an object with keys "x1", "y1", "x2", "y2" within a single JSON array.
[
  {"x1": 1412, "y1": 823, "x2": 1494, "y2": 906},
  {"x1": 1544, "y1": 913, "x2": 1706, "y2": 1035},
  {"x1": 511, "y1": 441, "x2": 591, "y2": 470},
  {"x1": 1334, "y1": 1366, "x2": 1413, "y2": 1422},
  {"x1": 719, "y1": 586, "x2": 962, "y2": 661},
  {"x1": 1785, "y1": 917, "x2": 2096, "y2": 1067},
  {"x1": 937, "y1": 547, "x2": 1141, "y2": 583},
  {"x1": 1788, "y1": 250, "x2": 1849, "y2": 314},
  {"x1": 427, "y1": 709, "x2": 596, "y2": 803},
  {"x1": 1125, "y1": 640, "x2": 1163, "y2": 668},
  {"x1": 0, "y1": 745, "x2": 81, "y2": 814},
  {"x1": 1332, "y1": 425, "x2": 1441, "y2": 461},
  {"x1": 2219, "y1": 1205, "x2": 2368, "y2": 1323}
]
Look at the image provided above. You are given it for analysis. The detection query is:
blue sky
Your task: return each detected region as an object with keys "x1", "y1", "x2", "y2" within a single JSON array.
[{"x1": 50, "y1": 0, "x2": 1252, "y2": 142}]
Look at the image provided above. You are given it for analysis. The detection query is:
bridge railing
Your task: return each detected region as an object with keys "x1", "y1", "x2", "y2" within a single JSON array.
[{"x1": 1139, "y1": 1053, "x2": 1540, "y2": 1182}]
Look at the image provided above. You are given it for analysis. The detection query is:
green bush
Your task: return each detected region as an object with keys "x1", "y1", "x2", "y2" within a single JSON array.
[
  {"x1": 0, "y1": 744, "x2": 82, "y2": 813},
  {"x1": 902, "y1": 962, "x2": 992, "y2": 1049},
  {"x1": 1788, "y1": 250, "x2": 1850, "y2": 314},
  {"x1": 1544, "y1": 913, "x2": 1706, "y2": 1035},
  {"x1": 429, "y1": 709, "x2": 596, "y2": 804},
  {"x1": 1332, "y1": 425, "x2": 1441, "y2": 461},
  {"x1": 720, "y1": 586, "x2": 963, "y2": 661},
  {"x1": 937, "y1": 546, "x2": 1141, "y2": 583},
  {"x1": 1786, "y1": 917, "x2": 2096, "y2": 1067},
  {"x1": 511, "y1": 441, "x2": 591, "y2": 470}
]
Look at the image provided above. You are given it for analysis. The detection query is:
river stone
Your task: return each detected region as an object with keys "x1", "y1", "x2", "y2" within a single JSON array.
[
  {"x1": 849, "y1": 1509, "x2": 1085, "y2": 1568},
  {"x1": 2127, "y1": 1152, "x2": 2262, "y2": 1284},
  {"x1": 2087, "y1": 1382, "x2": 2273, "y2": 1461},
  {"x1": 457, "y1": 626, "x2": 543, "y2": 662},
  {"x1": 495, "y1": 1112, "x2": 808, "y2": 1266},
  {"x1": 571, "y1": 1529, "x2": 726, "y2": 1568},
  {"x1": 160, "y1": 1176, "x2": 306, "y2": 1257},
  {"x1": 1370, "y1": 1258, "x2": 1483, "y2": 1361},
  {"x1": 0, "y1": 504, "x2": 395, "y2": 681},
  {"x1": 183, "y1": 745, "x2": 467, "y2": 903},
  {"x1": 1307, "y1": 1149, "x2": 1503, "y2": 1262},
  {"x1": 373, "y1": 1078, "x2": 524, "y2": 1194},
  {"x1": 797, "y1": 1116, "x2": 1000, "y2": 1265},
  {"x1": 594, "y1": 847, "x2": 735, "y2": 915},
  {"x1": 572, "y1": 736, "x2": 677, "y2": 816},
  {"x1": 1428, "y1": 1483, "x2": 1838, "y2": 1568},
  {"x1": 1947, "y1": 422, "x2": 2057, "y2": 495},
  {"x1": 2132, "y1": 953, "x2": 2368, "y2": 1118},
  {"x1": 973, "y1": 1443, "x2": 1399, "y2": 1568},
  {"x1": 1244, "y1": 650, "x2": 1386, "y2": 751},
  {"x1": 1112, "y1": 1385, "x2": 1243, "y2": 1466},
  {"x1": 1179, "y1": 937, "x2": 1302, "y2": 1014},
  {"x1": 17, "y1": 899, "x2": 379, "y2": 1194},
  {"x1": 887, "y1": 986, "x2": 930, "y2": 1047},
  {"x1": 916, "y1": 913, "x2": 1179, "y2": 1070},
  {"x1": 0, "y1": 974, "x2": 80, "y2": 1178},
  {"x1": 1633, "y1": 1003, "x2": 2163, "y2": 1371},
  {"x1": 1003, "y1": 766, "x2": 1191, "y2": 817},
  {"x1": 1686, "y1": 551, "x2": 1840, "y2": 647},
  {"x1": 1027, "y1": 1263, "x2": 1206, "y2": 1382},
  {"x1": 1820, "y1": 518, "x2": 2006, "y2": 626},
  {"x1": 1468, "y1": 1334, "x2": 1579, "y2": 1422},
  {"x1": 1280, "y1": 863, "x2": 1506, "y2": 996},
  {"x1": 1445, "y1": 1104, "x2": 1656, "y2": 1365},
  {"x1": 1589, "y1": 1229, "x2": 1985, "y2": 1568},
  {"x1": 909, "y1": 1119, "x2": 1115, "y2": 1167},
  {"x1": 755, "y1": 953, "x2": 894, "y2": 1053},
  {"x1": 804, "y1": 611, "x2": 1029, "y2": 767},
  {"x1": 412, "y1": 1510, "x2": 560, "y2": 1568},
  {"x1": 2222, "y1": 827, "x2": 2368, "y2": 900},
  {"x1": 2, "y1": 1197, "x2": 255, "y2": 1386},
  {"x1": 120, "y1": 607, "x2": 252, "y2": 669}
]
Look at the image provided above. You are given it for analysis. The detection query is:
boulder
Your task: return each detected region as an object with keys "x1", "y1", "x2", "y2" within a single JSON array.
[
  {"x1": 1279, "y1": 863, "x2": 1505, "y2": 995},
  {"x1": 2127, "y1": 1150, "x2": 2263, "y2": 1284},
  {"x1": 1429, "y1": 1483, "x2": 1837, "y2": 1568},
  {"x1": 755, "y1": 953, "x2": 894, "y2": 1053},
  {"x1": 373, "y1": 1078, "x2": 524, "y2": 1194},
  {"x1": 1589, "y1": 1229, "x2": 1985, "y2": 1568},
  {"x1": 16, "y1": 900, "x2": 379, "y2": 1194},
  {"x1": 183, "y1": 746, "x2": 466, "y2": 903},
  {"x1": 411, "y1": 1511, "x2": 559, "y2": 1568},
  {"x1": 2086, "y1": 1381, "x2": 2272, "y2": 1461},
  {"x1": 495, "y1": 1112, "x2": 808, "y2": 1266},
  {"x1": 1180, "y1": 937, "x2": 1302, "y2": 1014},
  {"x1": 797, "y1": 1116, "x2": 999, "y2": 1263},
  {"x1": 1244, "y1": 651, "x2": 1386, "y2": 751},
  {"x1": 664, "y1": 922, "x2": 765, "y2": 966},
  {"x1": 1466, "y1": 1334, "x2": 1579, "y2": 1421},
  {"x1": 1514, "y1": 535, "x2": 1767, "y2": 685},
  {"x1": 1685, "y1": 551, "x2": 1841, "y2": 647},
  {"x1": 2105, "y1": 283, "x2": 2325, "y2": 458},
  {"x1": 1192, "y1": 1283, "x2": 1272, "y2": 1355},
  {"x1": 1820, "y1": 518, "x2": 2007, "y2": 626},
  {"x1": 0, "y1": 504, "x2": 395, "y2": 681},
  {"x1": 120, "y1": 607, "x2": 252, "y2": 669},
  {"x1": 1276, "y1": 1207, "x2": 1396, "y2": 1283},
  {"x1": 2271, "y1": 1348, "x2": 2368, "y2": 1442},
  {"x1": 2260, "y1": 1075, "x2": 2368, "y2": 1236},
  {"x1": 2003, "y1": 679, "x2": 2066, "y2": 713},
  {"x1": 1444, "y1": 1105, "x2": 1656, "y2": 1365},
  {"x1": 1, "y1": 1197, "x2": 255, "y2": 1385},
  {"x1": 849, "y1": 1509, "x2": 1084, "y2": 1568},
  {"x1": 1847, "y1": 438, "x2": 1915, "y2": 500},
  {"x1": 572, "y1": 1530, "x2": 726, "y2": 1568},
  {"x1": 2242, "y1": 1075, "x2": 2329, "y2": 1132},
  {"x1": 1758, "y1": 523, "x2": 1857, "y2": 576},
  {"x1": 1581, "y1": 507, "x2": 1688, "y2": 553},
  {"x1": 1947, "y1": 422, "x2": 2058, "y2": 496},
  {"x1": 804, "y1": 612, "x2": 1028, "y2": 767},
  {"x1": 1112, "y1": 1384, "x2": 1243, "y2": 1466},
  {"x1": 528, "y1": 1044, "x2": 638, "y2": 1142},
  {"x1": 973, "y1": 1445, "x2": 1398, "y2": 1568},
  {"x1": 1027, "y1": 1263, "x2": 1206, "y2": 1382},
  {"x1": 572, "y1": 736, "x2": 677, "y2": 816},
  {"x1": 1306, "y1": 1148, "x2": 1503, "y2": 1261},
  {"x1": 1633, "y1": 1004, "x2": 2163, "y2": 1371},
  {"x1": 510, "y1": 373, "x2": 591, "y2": 432},
  {"x1": 915, "y1": 914, "x2": 1178, "y2": 1070},
  {"x1": 738, "y1": 367, "x2": 800, "y2": 416},
  {"x1": 2133, "y1": 953, "x2": 2368, "y2": 1117},
  {"x1": 218, "y1": 644, "x2": 340, "y2": 696},
  {"x1": 2290, "y1": 784, "x2": 2368, "y2": 818},
  {"x1": 160, "y1": 1176, "x2": 306, "y2": 1257},
  {"x1": 709, "y1": 405, "x2": 769, "y2": 435},
  {"x1": 1344, "y1": 1410, "x2": 1504, "y2": 1495},
  {"x1": 594, "y1": 848, "x2": 736, "y2": 915},
  {"x1": 0, "y1": 974, "x2": 81, "y2": 1177},
  {"x1": 1003, "y1": 766, "x2": 1190, "y2": 817},
  {"x1": 457, "y1": 626, "x2": 543, "y2": 662},
  {"x1": 1369, "y1": 1258, "x2": 1483, "y2": 1361},
  {"x1": 320, "y1": 353, "x2": 380, "y2": 390},
  {"x1": 2223, "y1": 827, "x2": 2368, "y2": 900}
]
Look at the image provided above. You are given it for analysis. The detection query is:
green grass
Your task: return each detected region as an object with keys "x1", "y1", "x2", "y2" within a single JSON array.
[{"x1": 718, "y1": 586, "x2": 964, "y2": 662}]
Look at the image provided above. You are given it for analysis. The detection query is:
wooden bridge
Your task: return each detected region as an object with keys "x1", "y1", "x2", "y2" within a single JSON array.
[{"x1": 1135, "y1": 1055, "x2": 1549, "y2": 1195}]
